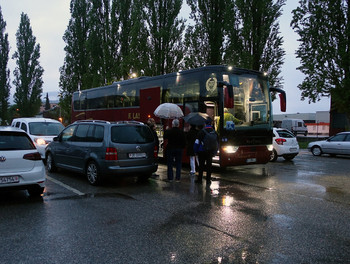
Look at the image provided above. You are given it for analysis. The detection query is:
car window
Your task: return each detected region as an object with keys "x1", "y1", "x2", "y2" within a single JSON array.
[
  {"x1": 93, "y1": 125, "x2": 104, "y2": 142},
  {"x1": 28, "y1": 122, "x2": 64, "y2": 136},
  {"x1": 15, "y1": 122, "x2": 20, "y2": 128},
  {"x1": 61, "y1": 125, "x2": 77, "y2": 142},
  {"x1": 276, "y1": 130, "x2": 295, "y2": 138},
  {"x1": 0, "y1": 132, "x2": 35, "y2": 150},
  {"x1": 344, "y1": 134, "x2": 350, "y2": 142},
  {"x1": 329, "y1": 134, "x2": 347, "y2": 142},
  {"x1": 111, "y1": 126, "x2": 153, "y2": 144},
  {"x1": 75, "y1": 124, "x2": 90, "y2": 142},
  {"x1": 20, "y1": 123, "x2": 28, "y2": 132}
]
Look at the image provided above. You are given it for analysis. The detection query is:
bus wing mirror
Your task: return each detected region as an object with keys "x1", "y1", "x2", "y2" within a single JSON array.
[
  {"x1": 224, "y1": 86, "x2": 234, "y2": 108},
  {"x1": 270, "y1": 88, "x2": 286, "y2": 112}
]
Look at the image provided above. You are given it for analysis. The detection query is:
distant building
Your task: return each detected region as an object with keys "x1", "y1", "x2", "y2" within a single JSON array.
[{"x1": 273, "y1": 111, "x2": 330, "y2": 136}]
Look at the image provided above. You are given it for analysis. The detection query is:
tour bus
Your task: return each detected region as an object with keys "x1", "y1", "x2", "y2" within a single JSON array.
[{"x1": 71, "y1": 65, "x2": 286, "y2": 167}]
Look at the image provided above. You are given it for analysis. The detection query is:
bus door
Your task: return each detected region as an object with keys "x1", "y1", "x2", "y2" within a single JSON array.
[{"x1": 139, "y1": 87, "x2": 161, "y2": 123}]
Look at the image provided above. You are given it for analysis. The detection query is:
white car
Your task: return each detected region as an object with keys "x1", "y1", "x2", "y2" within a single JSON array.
[
  {"x1": 0, "y1": 126, "x2": 46, "y2": 196},
  {"x1": 11, "y1": 117, "x2": 64, "y2": 159},
  {"x1": 270, "y1": 128, "x2": 299, "y2": 161},
  {"x1": 308, "y1": 132, "x2": 350, "y2": 156}
]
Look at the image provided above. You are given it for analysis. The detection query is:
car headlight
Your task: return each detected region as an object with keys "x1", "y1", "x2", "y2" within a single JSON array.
[
  {"x1": 35, "y1": 138, "x2": 47, "y2": 145},
  {"x1": 222, "y1": 145, "x2": 239, "y2": 154},
  {"x1": 267, "y1": 144, "x2": 274, "y2": 151}
]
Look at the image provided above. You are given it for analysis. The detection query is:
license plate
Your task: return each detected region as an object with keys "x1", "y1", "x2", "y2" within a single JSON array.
[
  {"x1": 0, "y1": 176, "x2": 20, "y2": 184},
  {"x1": 129, "y1": 153, "x2": 147, "y2": 159},
  {"x1": 289, "y1": 148, "x2": 297, "y2": 152},
  {"x1": 246, "y1": 158, "x2": 257, "y2": 163}
]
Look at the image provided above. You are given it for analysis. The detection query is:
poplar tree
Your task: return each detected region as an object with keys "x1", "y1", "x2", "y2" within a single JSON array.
[
  {"x1": 0, "y1": 7, "x2": 10, "y2": 125},
  {"x1": 59, "y1": 0, "x2": 90, "y2": 122},
  {"x1": 45, "y1": 93, "x2": 50, "y2": 110},
  {"x1": 12, "y1": 13, "x2": 44, "y2": 117},
  {"x1": 143, "y1": 0, "x2": 186, "y2": 75},
  {"x1": 185, "y1": 0, "x2": 228, "y2": 67},
  {"x1": 111, "y1": 0, "x2": 149, "y2": 79},
  {"x1": 87, "y1": 0, "x2": 112, "y2": 86},
  {"x1": 291, "y1": 0, "x2": 350, "y2": 122},
  {"x1": 225, "y1": 0, "x2": 286, "y2": 90}
]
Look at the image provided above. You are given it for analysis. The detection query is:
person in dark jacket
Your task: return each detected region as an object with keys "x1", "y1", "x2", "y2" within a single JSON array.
[
  {"x1": 147, "y1": 118, "x2": 159, "y2": 154},
  {"x1": 186, "y1": 124, "x2": 199, "y2": 176},
  {"x1": 193, "y1": 120, "x2": 218, "y2": 185},
  {"x1": 163, "y1": 119, "x2": 186, "y2": 182}
]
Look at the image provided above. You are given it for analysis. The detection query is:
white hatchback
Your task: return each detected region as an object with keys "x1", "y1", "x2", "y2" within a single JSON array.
[
  {"x1": 11, "y1": 117, "x2": 64, "y2": 159},
  {"x1": 0, "y1": 126, "x2": 46, "y2": 196},
  {"x1": 270, "y1": 128, "x2": 299, "y2": 161}
]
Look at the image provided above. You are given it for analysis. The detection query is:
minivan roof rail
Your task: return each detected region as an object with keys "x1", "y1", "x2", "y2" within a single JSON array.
[
  {"x1": 74, "y1": 120, "x2": 111, "y2": 124},
  {"x1": 115, "y1": 121, "x2": 144, "y2": 125}
]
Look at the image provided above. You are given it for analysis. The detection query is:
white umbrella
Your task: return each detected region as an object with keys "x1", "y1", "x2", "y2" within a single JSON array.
[{"x1": 154, "y1": 103, "x2": 184, "y2": 119}]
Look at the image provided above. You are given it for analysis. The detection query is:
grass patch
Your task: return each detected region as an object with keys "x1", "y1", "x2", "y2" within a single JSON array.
[{"x1": 298, "y1": 141, "x2": 309, "y2": 149}]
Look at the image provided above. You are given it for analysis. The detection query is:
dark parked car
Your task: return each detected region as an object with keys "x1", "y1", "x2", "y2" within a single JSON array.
[
  {"x1": 45, "y1": 120, "x2": 158, "y2": 185},
  {"x1": 308, "y1": 131, "x2": 350, "y2": 157}
]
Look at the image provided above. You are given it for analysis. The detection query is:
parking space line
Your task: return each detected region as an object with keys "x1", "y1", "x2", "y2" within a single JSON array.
[{"x1": 47, "y1": 176, "x2": 85, "y2": 196}]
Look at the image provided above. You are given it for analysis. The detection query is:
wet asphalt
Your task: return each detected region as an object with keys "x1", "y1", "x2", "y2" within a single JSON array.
[{"x1": 0, "y1": 150, "x2": 350, "y2": 263}]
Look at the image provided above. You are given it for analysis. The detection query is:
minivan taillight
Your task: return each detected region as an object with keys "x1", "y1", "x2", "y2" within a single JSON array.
[
  {"x1": 154, "y1": 146, "x2": 158, "y2": 158},
  {"x1": 23, "y1": 152, "x2": 42, "y2": 161},
  {"x1": 105, "y1": 147, "x2": 118, "y2": 160}
]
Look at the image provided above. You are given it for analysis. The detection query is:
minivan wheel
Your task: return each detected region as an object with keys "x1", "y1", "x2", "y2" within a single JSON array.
[
  {"x1": 86, "y1": 161, "x2": 102, "y2": 186},
  {"x1": 46, "y1": 153, "x2": 57, "y2": 172},
  {"x1": 311, "y1": 146, "x2": 322, "y2": 156}
]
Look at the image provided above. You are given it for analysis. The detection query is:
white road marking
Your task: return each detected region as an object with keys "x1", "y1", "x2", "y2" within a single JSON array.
[{"x1": 47, "y1": 176, "x2": 85, "y2": 196}]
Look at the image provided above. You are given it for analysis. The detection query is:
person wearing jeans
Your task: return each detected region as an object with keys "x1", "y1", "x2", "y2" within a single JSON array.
[{"x1": 164, "y1": 119, "x2": 186, "y2": 182}]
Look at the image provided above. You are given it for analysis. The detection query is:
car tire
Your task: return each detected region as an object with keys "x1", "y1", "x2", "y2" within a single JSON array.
[
  {"x1": 28, "y1": 186, "x2": 44, "y2": 197},
  {"x1": 283, "y1": 154, "x2": 297, "y2": 161},
  {"x1": 311, "y1": 146, "x2": 322, "y2": 156},
  {"x1": 46, "y1": 153, "x2": 57, "y2": 172},
  {"x1": 270, "y1": 149, "x2": 278, "y2": 162},
  {"x1": 86, "y1": 161, "x2": 102, "y2": 186}
]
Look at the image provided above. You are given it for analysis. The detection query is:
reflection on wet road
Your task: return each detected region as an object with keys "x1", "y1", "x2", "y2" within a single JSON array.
[{"x1": 1, "y1": 151, "x2": 350, "y2": 263}]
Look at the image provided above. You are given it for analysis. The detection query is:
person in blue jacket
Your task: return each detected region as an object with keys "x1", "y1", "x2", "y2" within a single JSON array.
[{"x1": 193, "y1": 120, "x2": 218, "y2": 185}]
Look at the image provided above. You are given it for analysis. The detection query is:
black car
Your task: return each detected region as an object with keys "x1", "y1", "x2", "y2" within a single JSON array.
[{"x1": 45, "y1": 120, "x2": 158, "y2": 185}]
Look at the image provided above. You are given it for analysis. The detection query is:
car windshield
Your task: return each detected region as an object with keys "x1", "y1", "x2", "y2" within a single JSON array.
[
  {"x1": 0, "y1": 132, "x2": 35, "y2": 150},
  {"x1": 111, "y1": 126, "x2": 154, "y2": 144},
  {"x1": 29, "y1": 122, "x2": 64, "y2": 136}
]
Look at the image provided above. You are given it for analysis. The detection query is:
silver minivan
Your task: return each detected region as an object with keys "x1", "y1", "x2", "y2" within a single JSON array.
[{"x1": 45, "y1": 120, "x2": 158, "y2": 185}]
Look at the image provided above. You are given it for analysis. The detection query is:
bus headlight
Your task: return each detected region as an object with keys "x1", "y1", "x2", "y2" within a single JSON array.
[
  {"x1": 222, "y1": 145, "x2": 239, "y2": 154},
  {"x1": 267, "y1": 144, "x2": 273, "y2": 151}
]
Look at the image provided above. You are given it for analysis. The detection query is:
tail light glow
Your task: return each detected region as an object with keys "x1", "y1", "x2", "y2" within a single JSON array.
[
  {"x1": 275, "y1": 138, "x2": 286, "y2": 145},
  {"x1": 105, "y1": 147, "x2": 118, "y2": 160},
  {"x1": 23, "y1": 152, "x2": 42, "y2": 161},
  {"x1": 154, "y1": 146, "x2": 158, "y2": 158}
]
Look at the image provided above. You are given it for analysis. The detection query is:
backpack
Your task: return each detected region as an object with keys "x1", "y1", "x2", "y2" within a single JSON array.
[{"x1": 202, "y1": 128, "x2": 218, "y2": 155}]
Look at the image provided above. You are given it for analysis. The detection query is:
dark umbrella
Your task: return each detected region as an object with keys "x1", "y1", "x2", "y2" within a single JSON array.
[{"x1": 183, "y1": 112, "x2": 212, "y2": 126}]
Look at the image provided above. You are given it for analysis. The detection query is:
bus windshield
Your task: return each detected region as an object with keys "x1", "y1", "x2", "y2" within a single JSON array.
[{"x1": 223, "y1": 73, "x2": 270, "y2": 127}]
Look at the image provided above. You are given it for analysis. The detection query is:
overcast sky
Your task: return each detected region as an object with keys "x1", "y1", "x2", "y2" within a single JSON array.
[{"x1": 0, "y1": 0, "x2": 331, "y2": 115}]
